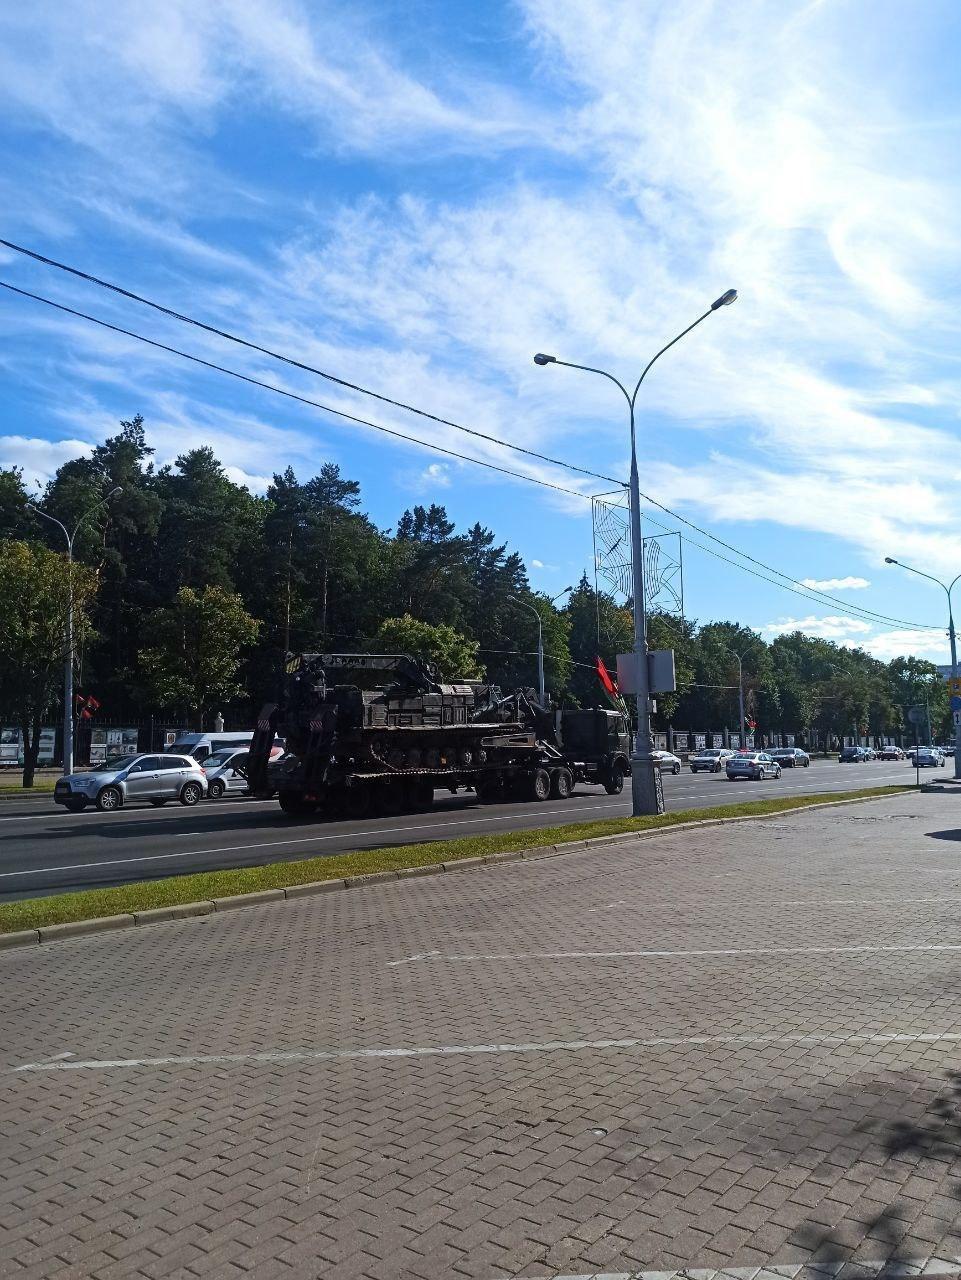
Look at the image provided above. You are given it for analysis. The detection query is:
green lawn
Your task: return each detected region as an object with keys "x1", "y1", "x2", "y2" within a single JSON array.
[{"x1": 0, "y1": 784, "x2": 912, "y2": 935}]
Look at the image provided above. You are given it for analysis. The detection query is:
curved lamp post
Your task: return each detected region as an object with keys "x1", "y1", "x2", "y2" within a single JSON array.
[
  {"x1": 885, "y1": 557, "x2": 961, "y2": 776},
  {"x1": 508, "y1": 587, "x2": 572, "y2": 704},
  {"x1": 27, "y1": 487, "x2": 122, "y2": 775},
  {"x1": 533, "y1": 289, "x2": 737, "y2": 815}
]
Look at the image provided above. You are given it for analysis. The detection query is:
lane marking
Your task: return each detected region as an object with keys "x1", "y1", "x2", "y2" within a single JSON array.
[
  {"x1": 0, "y1": 767, "x2": 910, "y2": 879},
  {"x1": 501, "y1": 1261, "x2": 961, "y2": 1280},
  {"x1": 396, "y1": 942, "x2": 961, "y2": 964},
  {"x1": 0, "y1": 800, "x2": 629, "y2": 879},
  {"x1": 0, "y1": 797, "x2": 276, "y2": 824},
  {"x1": 14, "y1": 1029, "x2": 961, "y2": 1073},
  {"x1": 387, "y1": 950, "x2": 442, "y2": 967}
]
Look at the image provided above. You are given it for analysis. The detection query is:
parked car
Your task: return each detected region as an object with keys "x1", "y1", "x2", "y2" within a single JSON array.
[
  {"x1": 878, "y1": 745, "x2": 904, "y2": 760},
  {"x1": 839, "y1": 746, "x2": 870, "y2": 762},
  {"x1": 54, "y1": 753, "x2": 208, "y2": 812},
  {"x1": 726, "y1": 751, "x2": 782, "y2": 780},
  {"x1": 203, "y1": 746, "x2": 283, "y2": 798},
  {"x1": 651, "y1": 750, "x2": 683, "y2": 775},
  {"x1": 769, "y1": 747, "x2": 810, "y2": 768},
  {"x1": 689, "y1": 748, "x2": 734, "y2": 773}
]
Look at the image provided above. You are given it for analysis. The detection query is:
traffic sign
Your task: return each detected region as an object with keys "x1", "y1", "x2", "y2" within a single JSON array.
[
  {"x1": 949, "y1": 677, "x2": 961, "y2": 697},
  {"x1": 954, "y1": 710, "x2": 961, "y2": 728},
  {"x1": 951, "y1": 695, "x2": 961, "y2": 712},
  {"x1": 908, "y1": 705, "x2": 926, "y2": 726}
]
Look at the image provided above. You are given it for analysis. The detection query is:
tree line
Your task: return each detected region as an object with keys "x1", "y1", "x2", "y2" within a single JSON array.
[{"x1": 0, "y1": 415, "x2": 949, "y2": 781}]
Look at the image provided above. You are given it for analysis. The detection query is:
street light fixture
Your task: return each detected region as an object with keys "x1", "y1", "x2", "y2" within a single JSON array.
[
  {"x1": 532, "y1": 290, "x2": 738, "y2": 815},
  {"x1": 884, "y1": 556, "x2": 961, "y2": 776},
  {"x1": 27, "y1": 486, "x2": 122, "y2": 775},
  {"x1": 506, "y1": 588, "x2": 572, "y2": 704}
]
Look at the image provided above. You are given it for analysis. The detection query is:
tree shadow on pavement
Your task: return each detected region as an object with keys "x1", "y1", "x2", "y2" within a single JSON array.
[{"x1": 884, "y1": 1070, "x2": 961, "y2": 1187}]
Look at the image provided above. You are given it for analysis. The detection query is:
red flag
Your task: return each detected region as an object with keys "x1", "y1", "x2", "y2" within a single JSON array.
[{"x1": 595, "y1": 656, "x2": 618, "y2": 696}]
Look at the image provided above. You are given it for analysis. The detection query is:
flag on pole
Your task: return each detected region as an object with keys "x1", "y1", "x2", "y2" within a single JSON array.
[{"x1": 595, "y1": 657, "x2": 618, "y2": 696}]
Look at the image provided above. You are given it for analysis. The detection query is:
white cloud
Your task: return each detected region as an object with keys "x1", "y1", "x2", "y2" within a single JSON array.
[
  {"x1": 0, "y1": 435, "x2": 92, "y2": 490},
  {"x1": 800, "y1": 577, "x2": 870, "y2": 591},
  {"x1": 862, "y1": 629, "x2": 950, "y2": 663},
  {"x1": 762, "y1": 615, "x2": 872, "y2": 640}
]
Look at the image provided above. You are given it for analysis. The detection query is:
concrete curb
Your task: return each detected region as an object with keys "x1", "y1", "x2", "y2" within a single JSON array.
[{"x1": 0, "y1": 789, "x2": 912, "y2": 951}]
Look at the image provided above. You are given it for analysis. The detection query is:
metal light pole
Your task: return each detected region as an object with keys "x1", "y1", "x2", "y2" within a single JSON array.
[
  {"x1": 27, "y1": 487, "x2": 122, "y2": 775},
  {"x1": 533, "y1": 288, "x2": 737, "y2": 815},
  {"x1": 885, "y1": 557, "x2": 961, "y2": 778},
  {"x1": 730, "y1": 650, "x2": 747, "y2": 745},
  {"x1": 506, "y1": 588, "x2": 573, "y2": 706}
]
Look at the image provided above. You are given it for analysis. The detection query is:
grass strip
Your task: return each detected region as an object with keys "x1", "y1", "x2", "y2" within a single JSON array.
[{"x1": 0, "y1": 784, "x2": 911, "y2": 935}]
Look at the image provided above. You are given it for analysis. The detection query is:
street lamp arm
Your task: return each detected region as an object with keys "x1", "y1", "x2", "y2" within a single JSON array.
[
  {"x1": 630, "y1": 308, "x2": 714, "y2": 407},
  {"x1": 885, "y1": 557, "x2": 948, "y2": 596},
  {"x1": 27, "y1": 504, "x2": 70, "y2": 548},
  {"x1": 550, "y1": 359, "x2": 632, "y2": 410}
]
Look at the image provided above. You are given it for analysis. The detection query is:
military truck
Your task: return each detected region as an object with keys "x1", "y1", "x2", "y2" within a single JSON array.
[{"x1": 245, "y1": 652, "x2": 631, "y2": 818}]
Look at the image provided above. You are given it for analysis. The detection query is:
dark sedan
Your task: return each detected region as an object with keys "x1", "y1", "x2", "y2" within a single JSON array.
[{"x1": 769, "y1": 747, "x2": 810, "y2": 768}]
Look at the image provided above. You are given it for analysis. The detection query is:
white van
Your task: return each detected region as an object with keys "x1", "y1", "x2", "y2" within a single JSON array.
[
  {"x1": 164, "y1": 732, "x2": 255, "y2": 763},
  {"x1": 203, "y1": 745, "x2": 284, "y2": 798}
]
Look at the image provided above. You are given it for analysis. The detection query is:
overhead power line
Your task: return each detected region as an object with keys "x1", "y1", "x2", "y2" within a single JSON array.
[
  {"x1": 0, "y1": 237, "x2": 621, "y2": 489},
  {"x1": 0, "y1": 281, "x2": 594, "y2": 503},
  {"x1": 0, "y1": 248, "x2": 939, "y2": 632}
]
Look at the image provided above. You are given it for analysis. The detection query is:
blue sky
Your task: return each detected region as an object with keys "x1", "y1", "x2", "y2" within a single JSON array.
[{"x1": 2, "y1": 0, "x2": 961, "y2": 662}]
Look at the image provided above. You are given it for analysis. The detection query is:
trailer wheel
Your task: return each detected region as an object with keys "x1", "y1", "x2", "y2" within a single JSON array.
[
  {"x1": 405, "y1": 779, "x2": 434, "y2": 812},
  {"x1": 604, "y1": 766, "x2": 625, "y2": 796},
  {"x1": 278, "y1": 792, "x2": 317, "y2": 816},
  {"x1": 550, "y1": 767, "x2": 573, "y2": 799},
  {"x1": 374, "y1": 782, "x2": 404, "y2": 816},
  {"x1": 473, "y1": 775, "x2": 502, "y2": 804},
  {"x1": 342, "y1": 785, "x2": 370, "y2": 819},
  {"x1": 530, "y1": 768, "x2": 552, "y2": 802}
]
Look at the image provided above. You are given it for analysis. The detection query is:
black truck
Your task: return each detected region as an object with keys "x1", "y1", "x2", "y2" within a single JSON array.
[{"x1": 245, "y1": 652, "x2": 631, "y2": 817}]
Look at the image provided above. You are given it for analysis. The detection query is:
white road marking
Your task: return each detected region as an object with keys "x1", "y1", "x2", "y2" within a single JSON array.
[
  {"x1": 0, "y1": 797, "x2": 275, "y2": 824},
  {"x1": 396, "y1": 942, "x2": 961, "y2": 964},
  {"x1": 386, "y1": 950, "x2": 442, "y2": 967},
  {"x1": 501, "y1": 1261, "x2": 961, "y2": 1280},
  {"x1": 0, "y1": 767, "x2": 911, "y2": 880},
  {"x1": 0, "y1": 800, "x2": 627, "y2": 878},
  {"x1": 13, "y1": 1029, "x2": 961, "y2": 1073}
]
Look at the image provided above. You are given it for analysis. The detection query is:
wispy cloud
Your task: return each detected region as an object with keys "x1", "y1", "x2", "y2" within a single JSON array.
[
  {"x1": 801, "y1": 576, "x2": 870, "y2": 592},
  {"x1": 763, "y1": 615, "x2": 872, "y2": 640}
]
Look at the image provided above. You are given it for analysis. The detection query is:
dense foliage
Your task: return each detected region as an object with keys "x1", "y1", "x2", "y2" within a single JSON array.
[{"x1": 0, "y1": 415, "x2": 949, "y2": 743}]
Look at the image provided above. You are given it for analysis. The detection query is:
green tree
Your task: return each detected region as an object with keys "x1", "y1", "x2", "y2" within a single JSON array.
[
  {"x1": 372, "y1": 615, "x2": 483, "y2": 680},
  {"x1": 137, "y1": 586, "x2": 261, "y2": 728},
  {"x1": 0, "y1": 541, "x2": 98, "y2": 786},
  {"x1": 564, "y1": 574, "x2": 634, "y2": 707}
]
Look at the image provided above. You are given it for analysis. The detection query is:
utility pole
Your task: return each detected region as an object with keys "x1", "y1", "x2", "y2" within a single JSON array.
[
  {"x1": 28, "y1": 488, "x2": 122, "y2": 775},
  {"x1": 885, "y1": 559, "x2": 961, "y2": 775},
  {"x1": 533, "y1": 288, "x2": 737, "y2": 815}
]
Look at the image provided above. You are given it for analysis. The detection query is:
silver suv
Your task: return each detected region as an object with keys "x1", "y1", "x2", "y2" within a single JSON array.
[{"x1": 53, "y1": 753, "x2": 208, "y2": 812}]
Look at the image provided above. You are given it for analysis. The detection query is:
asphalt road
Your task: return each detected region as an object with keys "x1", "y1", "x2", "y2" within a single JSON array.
[{"x1": 0, "y1": 759, "x2": 916, "y2": 899}]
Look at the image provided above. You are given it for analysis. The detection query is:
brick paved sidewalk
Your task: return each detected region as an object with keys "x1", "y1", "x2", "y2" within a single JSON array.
[{"x1": 3, "y1": 790, "x2": 961, "y2": 1278}]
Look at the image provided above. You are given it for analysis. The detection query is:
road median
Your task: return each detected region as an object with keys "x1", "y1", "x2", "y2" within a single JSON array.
[{"x1": 0, "y1": 784, "x2": 912, "y2": 945}]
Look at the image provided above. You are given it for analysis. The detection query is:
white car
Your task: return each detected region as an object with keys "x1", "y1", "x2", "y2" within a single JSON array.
[
  {"x1": 689, "y1": 748, "x2": 734, "y2": 773},
  {"x1": 651, "y1": 750, "x2": 682, "y2": 775},
  {"x1": 203, "y1": 746, "x2": 283, "y2": 798},
  {"x1": 726, "y1": 751, "x2": 782, "y2": 781}
]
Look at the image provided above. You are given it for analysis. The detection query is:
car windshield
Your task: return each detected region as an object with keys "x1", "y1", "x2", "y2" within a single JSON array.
[
  {"x1": 95, "y1": 754, "x2": 133, "y2": 771},
  {"x1": 698, "y1": 750, "x2": 721, "y2": 757},
  {"x1": 204, "y1": 750, "x2": 235, "y2": 768}
]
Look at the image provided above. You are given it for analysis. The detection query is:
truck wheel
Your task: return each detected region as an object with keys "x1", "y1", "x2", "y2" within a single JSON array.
[
  {"x1": 278, "y1": 792, "x2": 317, "y2": 816},
  {"x1": 604, "y1": 767, "x2": 625, "y2": 796},
  {"x1": 473, "y1": 776, "x2": 502, "y2": 804},
  {"x1": 374, "y1": 783, "x2": 404, "y2": 816},
  {"x1": 549, "y1": 768, "x2": 573, "y2": 799},
  {"x1": 405, "y1": 779, "x2": 434, "y2": 812},
  {"x1": 530, "y1": 768, "x2": 551, "y2": 802}
]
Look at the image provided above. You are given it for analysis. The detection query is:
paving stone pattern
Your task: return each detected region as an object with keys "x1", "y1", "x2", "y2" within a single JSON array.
[{"x1": 3, "y1": 792, "x2": 961, "y2": 1278}]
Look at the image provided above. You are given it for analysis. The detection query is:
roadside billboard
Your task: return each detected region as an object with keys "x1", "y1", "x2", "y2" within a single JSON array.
[{"x1": 0, "y1": 728, "x2": 20, "y2": 765}]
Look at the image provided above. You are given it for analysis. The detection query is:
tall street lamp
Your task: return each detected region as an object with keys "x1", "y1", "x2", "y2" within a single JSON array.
[
  {"x1": 533, "y1": 288, "x2": 737, "y2": 816},
  {"x1": 27, "y1": 487, "x2": 122, "y2": 775},
  {"x1": 727, "y1": 647, "x2": 752, "y2": 746},
  {"x1": 507, "y1": 587, "x2": 572, "y2": 704},
  {"x1": 884, "y1": 557, "x2": 961, "y2": 776}
]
